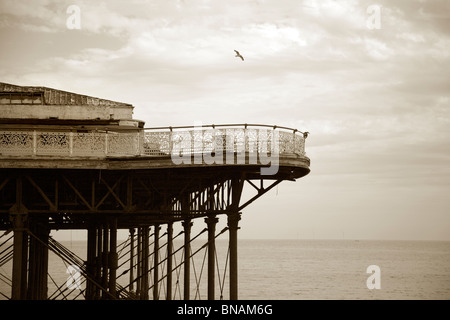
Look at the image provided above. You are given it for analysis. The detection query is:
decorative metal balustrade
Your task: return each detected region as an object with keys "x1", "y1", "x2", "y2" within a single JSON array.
[{"x1": 0, "y1": 124, "x2": 306, "y2": 158}]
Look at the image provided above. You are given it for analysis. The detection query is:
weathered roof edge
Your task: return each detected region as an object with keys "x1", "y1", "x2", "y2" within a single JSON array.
[{"x1": 0, "y1": 82, "x2": 133, "y2": 107}]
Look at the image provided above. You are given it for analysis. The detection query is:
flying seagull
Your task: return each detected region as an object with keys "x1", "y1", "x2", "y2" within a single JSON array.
[{"x1": 234, "y1": 50, "x2": 244, "y2": 61}]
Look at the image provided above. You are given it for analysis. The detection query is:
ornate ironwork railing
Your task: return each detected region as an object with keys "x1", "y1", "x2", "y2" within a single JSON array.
[{"x1": 0, "y1": 124, "x2": 307, "y2": 158}]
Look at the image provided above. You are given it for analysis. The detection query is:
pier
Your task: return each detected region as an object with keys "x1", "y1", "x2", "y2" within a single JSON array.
[{"x1": 0, "y1": 82, "x2": 310, "y2": 300}]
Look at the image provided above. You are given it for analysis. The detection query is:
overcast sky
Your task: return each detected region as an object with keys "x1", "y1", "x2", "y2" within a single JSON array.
[{"x1": 1, "y1": 0, "x2": 449, "y2": 240}]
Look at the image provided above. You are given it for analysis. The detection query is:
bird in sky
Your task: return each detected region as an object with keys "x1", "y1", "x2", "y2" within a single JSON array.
[{"x1": 234, "y1": 50, "x2": 244, "y2": 61}]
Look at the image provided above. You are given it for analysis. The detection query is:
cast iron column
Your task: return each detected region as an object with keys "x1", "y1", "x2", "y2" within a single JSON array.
[
  {"x1": 166, "y1": 222, "x2": 173, "y2": 300},
  {"x1": 129, "y1": 228, "x2": 135, "y2": 293},
  {"x1": 153, "y1": 224, "x2": 160, "y2": 300},
  {"x1": 182, "y1": 219, "x2": 192, "y2": 300},
  {"x1": 108, "y1": 217, "x2": 118, "y2": 298},
  {"x1": 86, "y1": 224, "x2": 97, "y2": 300},
  {"x1": 10, "y1": 176, "x2": 28, "y2": 300},
  {"x1": 205, "y1": 215, "x2": 218, "y2": 300},
  {"x1": 227, "y1": 212, "x2": 241, "y2": 300}
]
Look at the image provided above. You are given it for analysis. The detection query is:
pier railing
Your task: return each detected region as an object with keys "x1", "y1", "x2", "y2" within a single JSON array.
[{"x1": 0, "y1": 124, "x2": 306, "y2": 158}]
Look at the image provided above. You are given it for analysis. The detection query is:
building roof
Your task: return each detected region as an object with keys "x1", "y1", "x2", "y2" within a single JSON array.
[{"x1": 0, "y1": 82, "x2": 132, "y2": 107}]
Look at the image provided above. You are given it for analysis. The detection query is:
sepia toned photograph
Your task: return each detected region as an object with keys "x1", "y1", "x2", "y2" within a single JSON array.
[{"x1": 0, "y1": 0, "x2": 449, "y2": 306}]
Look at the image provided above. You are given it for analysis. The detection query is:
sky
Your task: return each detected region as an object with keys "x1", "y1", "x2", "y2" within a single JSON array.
[{"x1": 0, "y1": 0, "x2": 449, "y2": 240}]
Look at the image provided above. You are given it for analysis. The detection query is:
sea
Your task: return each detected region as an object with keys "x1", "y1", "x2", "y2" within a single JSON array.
[{"x1": 1, "y1": 239, "x2": 449, "y2": 300}]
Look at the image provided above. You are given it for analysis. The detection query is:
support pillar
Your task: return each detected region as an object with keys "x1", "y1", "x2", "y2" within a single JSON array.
[
  {"x1": 140, "y1": 226, "x2": 150, "y2": 300},
  {"x1": 11, "y1": 226, "x2": 28, "y2": 300},
  {"x1": 86, "y1": 224, "x2": 97, "y2": 300},
  {"x1": 182, "y1": 219, "x2": 192, "y2": 300},
  {"x1": 205, "y1": 215, "x2": 218, "y2": 300},
  {"x1": 95, "y1": 224, "x2": 103, "y2": 299},
  {"x1": 10, "y1": 176, "x2": 29, "y2": 300},
  {"x1": 27, "y1": 216, "x2": 49, "y2": 300},
  {"x1": 227, "y1": 212, "x2": 241, "y2": 300},
  {"x1": 101, "y1": 222, "x2": 109, "y2": 299},
  {"x1": 136, "y1": 227, "x2": 142, "y2": 297},
  {"x1": 129, "y1": 228, "x2": 135, "y2": 293},
  {"x1": 166, "y1": 222, "x2": 173, "y2": 300},
  {"x1": 153, "y1": 224, "x2": 160, "y2": 300},
  {"x1": 108, "y1": 217, "x2": 118, "y2": 298}
]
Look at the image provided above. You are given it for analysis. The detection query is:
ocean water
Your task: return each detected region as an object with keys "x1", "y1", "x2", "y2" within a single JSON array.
[
  {"x1": 1, "y1": 239, "x2": 449, "y2": 300},
  {"x1": 237, "y1": 239, "x2": 450, "y2": 300}
]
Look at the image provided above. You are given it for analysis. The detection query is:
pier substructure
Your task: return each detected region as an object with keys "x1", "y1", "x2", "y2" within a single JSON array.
[{"x1": 0, "y1": 160, "x2": 309, "y2": 300}]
